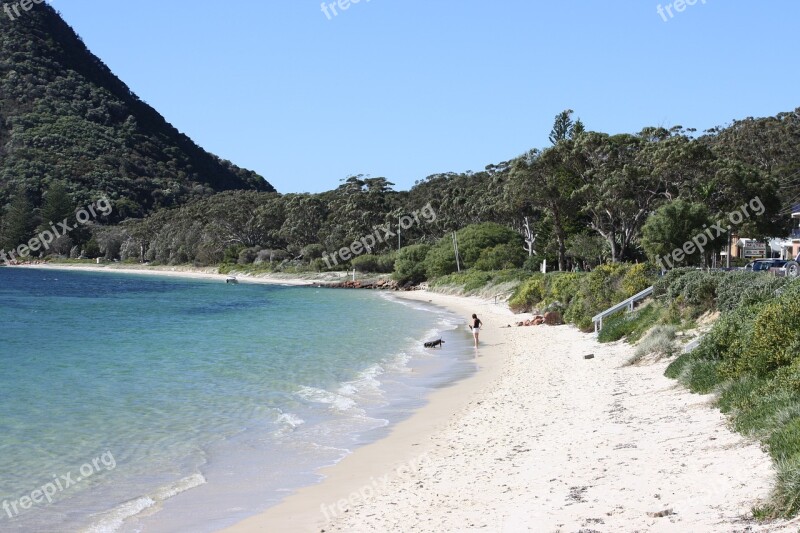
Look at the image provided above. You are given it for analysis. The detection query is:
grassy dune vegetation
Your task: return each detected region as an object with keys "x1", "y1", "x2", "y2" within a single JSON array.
[{"x1": 661, "y1": 271, "x2": 800, "y2": 517}]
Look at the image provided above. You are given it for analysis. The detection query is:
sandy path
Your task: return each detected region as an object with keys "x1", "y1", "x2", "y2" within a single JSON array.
[{"x1": 325, "y1": 319, "x2": 796, "y2": 532}]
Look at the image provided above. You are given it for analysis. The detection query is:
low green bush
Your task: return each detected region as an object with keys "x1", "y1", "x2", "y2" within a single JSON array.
[
  {"x1": 768, "y1": 417, "x2": 800, "y2": 463},
  {"x1": 546, "y1": 272, "x2": 582, "y2": 306},
  {"x1": 679, "y1": 358, "x2": 722, "y2": 394},
  {"x1": 690, "y1": 304, "x2": 761, "y2": 377},
  {"x1": 473, "y1": 243, "x2": 527, "y2": 271},
  {"x1": 352, "y1": 253, "x2": 395, "y2": 273},
  {"x1": 653, "y1": 267, "x2": 695, "y2": 297},
  {"x1": 717, "y1": 272, "x2": 788, "y2": 312},
  {"x1": 596, "y1": 311, "x2": 631, "y2": 343},
  {"x1": 597, "y1": 304, "x2": 665, "y2": 344},
  {"x1": 464, "y1": 271, "x2": 494, "y2": 292},
  {"x1": 393, "y1": 244, "x2": 431, "y2": 285},
  {"x1": 665, "y1": 352, "x2": 696, "y2": 380},
  {"x1": 665, "y1": 269, "x2": 723, "y2": 313},
  {"x1": 774, "y1": 455, "x2": 800, "y2": 517},
  {"x1": 508, "y1": 274, "x2": 546, "y2": 313},
  {"x1": 716, "y1": 375, "x2": 767, "y2": 414},
  {"x1": 739, "y1": 297, "x2": 800, "y2": 377}
]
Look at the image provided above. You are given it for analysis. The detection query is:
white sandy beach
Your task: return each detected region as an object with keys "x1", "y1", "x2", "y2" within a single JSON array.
[
  {"x1": 225, "y1": 290, "x2": 798, "y2": 533},
  {"x1": 13, "y1": 264, "x2": 797, "y2": 531},
  {"x1": 12, "y1": 263, "x2": 338, "y2": 285}
]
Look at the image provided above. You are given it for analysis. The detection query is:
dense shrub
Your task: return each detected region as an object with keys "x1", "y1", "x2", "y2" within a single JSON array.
[
  {"x1": 769, "y1": 360, "x2": 800, "y2": 395},
  {"x1": 424, "y1": 245, "x2": 457, "y2": 279},
  {"x1": 508, "y1": 263, "x2": 657, "y2": 331},
  {"x1": 522, "y1": 254, "x2": 542, "y2": 273},
  {"x1": 425, "y1": 223, "x2": 524, "y2": 278},
  {"x1": 739, "y1": 297, "x2": 800, "y2": 377},
  {"x1": 351, "y1": 253, "x2": 395, "y2": 273},
  {"x1": 620, "y1": 263, "x2": 655, "y2": 298},
  {"x1": 301, "y1": 243, "x2": 325, "y2": 261},
  {"x1": 717, "y1": 272, "x2": 789, "y2": 312},
  {"x1": 508, "y1": 274, "x2": 546, "y2": 313},
  {"x1": 564, "y1": 263, "x2": 647, "y2": 330},
  {"x1": 545, "y1": 273, "x2": 582, "y2": 306},
  {"x1": 665, "y1": 270, "x2": 721, "y2": 307},
  {"x1": 473, "y1": 243, "x2": 527, "y2": 271},
  {"x1": 238, "y1": 246, "x2": 262, "y2": 265},
  {"x1": 393, "y1": 244, "x2": 431, "y2": 285},
  {"x1": 691, "y1": 304, "x2": 761, "y2": 377},
  {"x1": 653, "y1": 267, "x2": 695, "y2": 297},
  {"x1": 223, "y1": 245, "x2": 245, "y2": 264}
]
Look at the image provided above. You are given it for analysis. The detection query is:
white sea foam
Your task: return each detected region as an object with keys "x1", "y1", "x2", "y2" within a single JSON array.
[
  {"x1": 297, "y1": 386, "x2": 358, "y2": 412},
  {"x1": 82, "y1": 496, "x2": 155, "y2": 533},
  {"x1": 338, "y1": 364, "x2": 384, "y2": 397},
  {"x1": 276, "y1": 411, "x2": 306, "y2": 429},
  {"x1": 82, "y1": 474, "x2": 207, "y2": 533}
]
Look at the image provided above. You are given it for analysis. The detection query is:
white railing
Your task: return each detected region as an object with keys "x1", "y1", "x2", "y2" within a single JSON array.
[{"x1": 592, "y1": 286, "x2": 654, "y2": 334}]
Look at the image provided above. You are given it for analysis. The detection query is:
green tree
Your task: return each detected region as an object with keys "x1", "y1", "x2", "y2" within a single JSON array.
[
  {"x1": 1, "y1": 188, "x2": 36, "y2": 251},
  {"x1": 641, "y1": 199, "x2": 715, "y2": 268},
  {"x1": 280, "y1": 195, "x2": 327, "y2": 250},
  {"x1": 38, "y1": 182, "x2": 75, "y2": 232},
  {"x1": 564, "y1": 127, "x2": 724, "y2": 263},
  {"x1": 566, "y1": 233, "x2": 608, "y2": 269},
  {"x1": 549, "y1": 109, "x2": 575, "y2": 145},
  {"x1": 510, "y1": 147, "x2": 579, "y2": 271}
]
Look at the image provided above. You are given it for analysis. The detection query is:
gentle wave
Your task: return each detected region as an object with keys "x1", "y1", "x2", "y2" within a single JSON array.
[
  {"x1": 82, "y1": 473, "x2": 207, "y2": 533},
  {"x1": 296, "y1": 385, "x2": 359, "y2": 412},
  {"x1": 275, "y1": 411, "x2": 306, "y2": 430}
]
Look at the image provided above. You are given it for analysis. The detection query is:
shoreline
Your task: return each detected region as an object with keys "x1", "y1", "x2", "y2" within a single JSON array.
[
  {"x1": 8, "y1": 262, "x2": 345, "y2": 286},
  {"x1": 9, "y1": 264, "x2": 797, "y2": 531},
  {"x1": 221, "y1": 290, "x2": 514, "y2": 532},
  {"x1": 223, "y1": 298, "x2": 797, "y2": 532}
]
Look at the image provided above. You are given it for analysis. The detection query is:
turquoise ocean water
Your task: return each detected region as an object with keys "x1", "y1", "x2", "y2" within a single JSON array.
[{"x1": 0, "y1": 268, "x2": 475, "y2": 532}]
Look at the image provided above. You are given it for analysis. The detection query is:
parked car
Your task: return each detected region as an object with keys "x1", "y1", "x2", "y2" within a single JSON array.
[{"x1": 744, "y1": 259, "x2": 788, "y2": 272}]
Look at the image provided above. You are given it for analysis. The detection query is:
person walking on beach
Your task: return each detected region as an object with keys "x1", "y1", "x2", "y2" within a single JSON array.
[{"x1": 469, "y1": 314, "x2": 483, "y2": 348}]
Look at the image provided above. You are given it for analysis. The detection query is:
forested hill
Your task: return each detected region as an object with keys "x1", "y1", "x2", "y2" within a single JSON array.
[{"x1": 0, "y1": 3, "x2": 274, "y2": 219}]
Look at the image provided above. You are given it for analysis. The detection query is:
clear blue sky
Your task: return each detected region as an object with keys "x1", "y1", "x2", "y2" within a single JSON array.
[{"x1": 48, "y1": 0, "x2": 800, "y2": 193}]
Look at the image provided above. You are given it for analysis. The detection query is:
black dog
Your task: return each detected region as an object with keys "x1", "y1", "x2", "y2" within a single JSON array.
[{"x1": 424, "y1": 339, "x2": 445, "y2": 348}]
